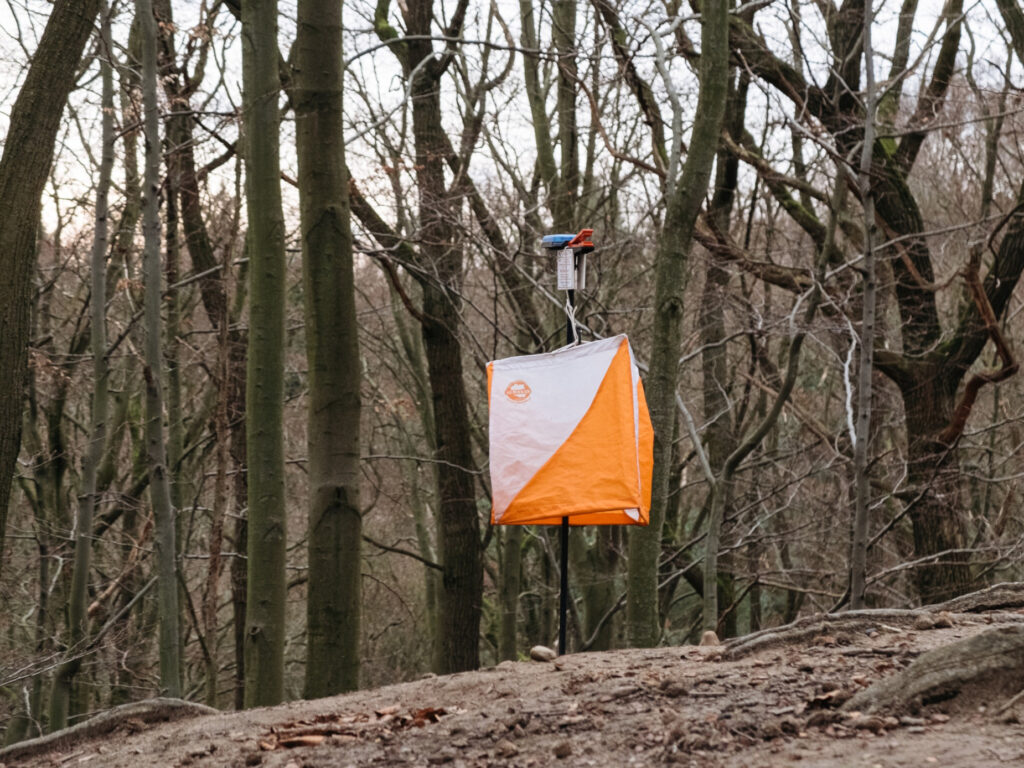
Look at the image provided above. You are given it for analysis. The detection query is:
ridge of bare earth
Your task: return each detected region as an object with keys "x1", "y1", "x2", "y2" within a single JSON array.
[{"x1": 8, "y1": 586, "x2": 1024, "y2": 768}]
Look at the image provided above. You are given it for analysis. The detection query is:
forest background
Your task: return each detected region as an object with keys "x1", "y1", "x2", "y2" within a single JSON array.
[{"x1": 1, "y1": 0, "x2": 1024, "y2": 745}]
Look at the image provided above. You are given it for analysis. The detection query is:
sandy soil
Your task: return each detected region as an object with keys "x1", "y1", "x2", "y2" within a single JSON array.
[{"x1": 7, "y1": 613, "x2": 1024, "y2": 768}]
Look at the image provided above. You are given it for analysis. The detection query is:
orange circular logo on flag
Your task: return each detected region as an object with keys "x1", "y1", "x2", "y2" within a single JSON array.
[{"x1": 505, "y1": 380, "x2": 531, "y2": 403}]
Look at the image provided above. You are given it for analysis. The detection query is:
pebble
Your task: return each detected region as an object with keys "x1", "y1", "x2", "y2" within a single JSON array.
[
  {"x1": 553, "y1": 741, "x2": 573, "y2": 758},
  {"x1": 495, "y1": 738, "x2": 519, "y2": 758},
  {"x1": 699, "y1": 630, "x2": 721, "y2": 646},
  {"x1": 913, "y1": 615, "x2": 935, "y2": 630},
  {"x1": 530, "y1": 645, "x2": 557, "y2": 662}
]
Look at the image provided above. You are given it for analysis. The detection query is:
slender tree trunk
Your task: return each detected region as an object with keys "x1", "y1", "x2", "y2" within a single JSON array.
[
  {"x1": 699, "y1": 59, "x2": 750, "y2": 639},
  {"x1": 498, "y1": 527, "x2": 523, "y2": 660},
  {"x1": 295, "y1": 0, "x2": 363, "y2": 697},
  {"x1": 48, "y1": 5, "x2": 115, "y2": 730},
  {"x1": 374, "y1": 0, "x2": 482, "y2": 673},
  {"x1": 138, "y1": 0, "x2": 182, "y2": 698},
  {"x1": 518, "y1": 0, "x2": 559, "y2": 217},
  {"x1": 152, "y1": 0, "x2": 250, "y2": 705},
  {"x1": 551, "y1": 0, "x2": 578, "y2": 229},
  {"x1": 627, "y1": 0, "x2": 730, "y2": 647},
  {"x1": 850, "y1": 0, "x2": 878, "y2": 610},
  {"x1": 388, "y1": 286, "x2": 441, "y2": 665},
  {"x1": 242, "y1": 0, "x2": 288, "y2": 707},
  {"x1": 0, "y1": 0, "x2": 100, "y2": 580}
]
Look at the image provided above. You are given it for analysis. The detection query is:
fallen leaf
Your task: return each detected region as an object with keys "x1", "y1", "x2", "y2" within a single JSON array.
[{"x1": 411, "y1": 707, "x2": 447, "y2": 726}]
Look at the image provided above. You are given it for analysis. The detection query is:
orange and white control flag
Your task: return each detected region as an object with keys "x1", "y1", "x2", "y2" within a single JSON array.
[{"x1": 488, "y1": 334, "x2": 653, "y2": 526}]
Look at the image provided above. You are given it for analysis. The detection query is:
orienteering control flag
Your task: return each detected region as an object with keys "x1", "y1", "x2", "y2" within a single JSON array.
[{"x1": 488, "y1": 334, "x2": 653, "y2": 526}]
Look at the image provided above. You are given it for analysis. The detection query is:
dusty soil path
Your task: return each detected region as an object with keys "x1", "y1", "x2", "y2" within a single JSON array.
[{"x1": 7, "y1": 610, "x2": 1024, "y2": 768}]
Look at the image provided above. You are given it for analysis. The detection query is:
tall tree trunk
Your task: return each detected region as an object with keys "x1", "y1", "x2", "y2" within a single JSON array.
[
  {"x1": 0, "y1": 0, "x2": 100, "y2": 580},
  {"x1": 374, "y1": 0, "x2": 482, "y2": 673},
  {"x1": 698, "y1": 57, "x2": 750, "y2": 639},
  {"x1": 48, "y1": 4, "x2": 115, "y2": 730},
  {"x1": 295, "y1": 0, "x2": 363, "y2": 697},
  {"x1": 849, "y1": 0, "x2": 878, "y2": 610},
  {"x1": 627, "y1": 0, "x2": 730, "y2": 647},
  {"x1": 551, "y1": 0, "x2": 578, "y2": 229},
  {"x1": 152, "y1": 0, "x2": 250, "y2": 705},
  {"x1": 138, "y1": 0, "x2": 182, "y2": 698},
  {"x1": 242, "y1": 0, "x2": 288, "y2": 707}
]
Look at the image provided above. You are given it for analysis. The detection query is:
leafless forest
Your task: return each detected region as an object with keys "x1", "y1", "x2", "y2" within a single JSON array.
[{"x1": 1, "y1": 0, "x2": 1024, "y2": 743}]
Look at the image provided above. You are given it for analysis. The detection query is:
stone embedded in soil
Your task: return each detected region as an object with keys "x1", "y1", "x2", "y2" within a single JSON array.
[
  {"x1": 553, "y1": 740, "x2": 573, "y2": 758},
  {"x1": 530, "y1": 645, "x2": 557, "y2": 662},
  {"x1": 700, "y1": 630, "x2": 721, "y2": 646},
  {"x1": 495, "y1": 738, "x2": 519, "y2": 758},
  {"x1": 914, "y1": 615, "x2": 937, "y2": 630}
]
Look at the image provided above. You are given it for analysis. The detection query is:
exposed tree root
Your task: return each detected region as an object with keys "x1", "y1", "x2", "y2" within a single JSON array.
[
  {"x1": 0, "y1": 697, "x2": 217, "y2": 764},
  {"x1": 724, "y1": 582, "x2": 1024, "y2": 660},
  {"x1": 842, "y1": 625, "x2": 1024, "y2": 714},
  {"x1": 723, "y1": 609, "x2": 934, "y2": 660},
  {"x1": 928, "y1": 581, "x2": 1024, "y2": 613}
]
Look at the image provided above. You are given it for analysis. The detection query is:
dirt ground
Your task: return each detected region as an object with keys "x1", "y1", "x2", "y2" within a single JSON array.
[{"x1": 7, "y1": 611, "x2": 1024, "y2": 768}]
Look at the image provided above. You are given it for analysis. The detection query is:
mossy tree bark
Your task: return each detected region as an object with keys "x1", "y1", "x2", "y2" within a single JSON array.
[
  {"x1": 241, "y1": 0, "x2": 288, "y2": 706},
  {"x1": 626, "y1": 0, "x2": 730, "y2": 647},
  {"x1": 294, "y1": 0, "x2": 363, "y2": 696},
  {"x1": 138, "y1": 0, "x2": 183, "y2": 699}
]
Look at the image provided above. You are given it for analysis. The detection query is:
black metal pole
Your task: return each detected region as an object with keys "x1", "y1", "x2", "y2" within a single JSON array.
[{"x1": 558, "y1": 281, "x2": 576, "y2": 656}]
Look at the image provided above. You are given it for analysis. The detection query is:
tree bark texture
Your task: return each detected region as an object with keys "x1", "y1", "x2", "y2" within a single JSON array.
[
  {"x1": 242, "y1": 0, "x2": 288, "y2": 707},
  {"x1": 376, "y1": 0, "x2": 482, "y2": 673},
  {"x1": 850, "y1": 0, "x2": 879, "y2": 610},
  {"x1": 48, "y1": 5, "x2": 115, "y2": 730},
  {"x1": 138, "y1": 0, "x2": 183, "y2": 699},
  {"x1": 627, "y1": 0, "x2": 730, "y2": 647},
  {"x1": 843, "y1": 625, "x2": 1024, "y2": 714},
  {"x1": 152, "y1": 0, "x2": 251, "y2": 705},
  {"x1": 295, "y1": 0, "x2": 363, "y2": 697},
  {"x1": 0, "y1": 0, "x2": 100, "y2": 580},
  {"x1": 551, "y1": 0, "x2": 578, "y2": 230}
]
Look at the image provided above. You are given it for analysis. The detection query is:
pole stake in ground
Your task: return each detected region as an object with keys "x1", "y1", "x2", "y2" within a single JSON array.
[{"x1": 542, "y1": 230, "x2": 594, "y2": 655}]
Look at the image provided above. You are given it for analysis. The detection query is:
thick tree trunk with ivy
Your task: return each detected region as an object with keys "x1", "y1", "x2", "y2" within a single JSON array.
[
  {"x1": 626, "y1": 0, "x2": 730, "y2": 647},
  {"x1": 294, "y1": 0, "x2": 363, "y2": 696},
  {"x1": 241, "y1": 0, "x2": 288, "y2": 707},
  {"x1": 0, "y1": 0, "x2": 100, "y2": 580}
]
